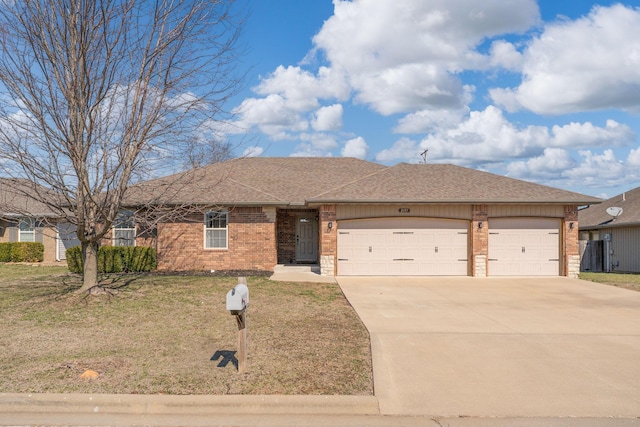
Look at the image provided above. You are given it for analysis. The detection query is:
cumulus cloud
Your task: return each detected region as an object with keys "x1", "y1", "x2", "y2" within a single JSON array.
[
  {"x1": 550, "y1": 120, "x2": 635, "y2": 148},
  {"x1": 375, "y1": 106, "x2": 637, "y2": 179},
  {"x1": 313, "y1": 0, "x2": 538, "y2": 115},
  {"x1": 506, "y1": 148, "x2": 577, "y2": 179},
  {"x1": 491, "y1": 4, "x2": 640, "y2": 114},
  {"x1": 311, "y1": 104, "x2": 343, "y2": 131},
  {"x1": 419, "y1": 106, "x2": 548, "y2": 164},
  {"x1": 375, "y1": 137, "x2": 421, "y2": 163},
  {"x1": 489, "y1": 40, "x2": 523, "y2": 71},
  {"x1": 341, "y1": 136, "x2": 369, "y2": 159}
]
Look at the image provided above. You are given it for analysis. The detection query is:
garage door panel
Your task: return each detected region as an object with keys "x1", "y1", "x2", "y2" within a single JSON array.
[
  {"x1": 488, "y1": 218, "x2": 560, "y2": 276},
  {"x1": 338, "y1": 218, "x2": 469, "y2": 276}
]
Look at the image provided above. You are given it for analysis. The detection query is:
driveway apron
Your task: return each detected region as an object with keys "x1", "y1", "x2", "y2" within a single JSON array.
[{"x1": 337, "y1": 277, "x2": 640, "y2": 417}]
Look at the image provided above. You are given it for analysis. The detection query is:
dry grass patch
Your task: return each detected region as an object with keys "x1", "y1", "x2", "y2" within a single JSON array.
[
  {"x1": 0, "y1": 265, "x2": 372, "y2": 395},
  {"x1": 579, "y1": 272, "x2": 640, "y2": 292}
]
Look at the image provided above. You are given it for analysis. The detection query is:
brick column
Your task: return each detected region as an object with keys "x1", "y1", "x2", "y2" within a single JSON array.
[
  {"x1": 564, "y1": 205, "x2": 579, "y2": 278},
  {"x1": 471, "y1": 204, "x2": 488, "y2": 277},
  {"x1": 319, "y1": 204, "x2": 337, "y2": 276}
]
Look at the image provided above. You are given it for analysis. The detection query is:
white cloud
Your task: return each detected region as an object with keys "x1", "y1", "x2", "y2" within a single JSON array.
[
  {"x1": 341, "y1": 136, "x2": 369, "y2": 159},
  {"x1": 491, "y1": 4, "x2": 640, "y2": 114},
  {"x1": 627, "y1": 147, "x2": 640, "y2": 167},
  {"x1": 232, "y1": 94, "x2": 308, "y2": 139},
  {"x1": 489, "y1": 40, "x2": 523, "y2": 71},
  {"x1": 506, "y1": 148, "x2": 576, "y2": 179},
  {"x1": 550, "y1": 120, "x2": 635, "y2": 148},
  {"x1": 394, "y1": 106, "x2": 470, "y2": 134},
  {"x1": 312, "y1": 0, "x2": 539, "y2": 115},
  {"x1": 420, "y1": 106, "x2": 548, "y2": 164},
  {"x1": 375, "y1": 137, "x2": 421, "y2": 163},
  {"x1": 311, "y1": 104, "x2": 343, "y2": 131},
  {"x1": 563, "y1": 149, "x2": 627, "y2": 187},
  {"x1": 242, "y1": 146, "x2": 264, "y2": 157}
]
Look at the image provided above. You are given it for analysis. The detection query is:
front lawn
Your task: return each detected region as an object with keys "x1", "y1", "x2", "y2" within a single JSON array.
[
  {"x1": 0, "y1": 265, "x2": 373, "y2": 395},
  {"x1": 579, "y1": 271, "x2": 640, "y2": 292}
]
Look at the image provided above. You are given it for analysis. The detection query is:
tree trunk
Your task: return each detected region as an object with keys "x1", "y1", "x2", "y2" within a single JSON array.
[{"x1": 77, "y1": 241, "x2": 99, "y2": 293}]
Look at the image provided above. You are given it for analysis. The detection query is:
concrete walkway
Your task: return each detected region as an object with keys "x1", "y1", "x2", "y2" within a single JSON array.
[{"x1": 337, "y1": 277, "x2": 640, "y2": 418}]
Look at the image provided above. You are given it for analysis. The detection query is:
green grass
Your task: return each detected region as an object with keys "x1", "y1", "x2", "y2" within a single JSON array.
[
  {"x1": 0, "y1": 265, "x2": 373, "y2": 395},
  {"x1": 579, "y1": 272, "x2": 640, "y2": 292}
]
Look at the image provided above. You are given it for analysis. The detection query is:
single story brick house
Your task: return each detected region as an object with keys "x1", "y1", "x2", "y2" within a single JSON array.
[
  {"x1": 578, "y1": 186, "x2": 640, "y2": 273},
  {"x1": 0, "y1": 178, "x2": 79, "y2": 263},
  {"x1": 124, "y1": 157, "x2": 600, "y2": 278}
]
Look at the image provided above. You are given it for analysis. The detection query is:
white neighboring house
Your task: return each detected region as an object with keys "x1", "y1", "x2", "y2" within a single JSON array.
[
  {"x1": 579, "y1": 186, "x2": 640, "y2": 273},
  {"x1": 0, "y1": 178, "x2": 79, "y2": 263}
]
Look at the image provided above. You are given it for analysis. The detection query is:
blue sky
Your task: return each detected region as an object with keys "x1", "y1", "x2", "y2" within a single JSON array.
[{"x1": 225, "y1": 0, "x2": 640, "y2": 199}]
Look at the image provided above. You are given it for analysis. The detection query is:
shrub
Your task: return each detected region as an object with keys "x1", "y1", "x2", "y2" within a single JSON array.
[
  {"x1": 122, "y1": 246, "x2": 157, "y2": 272},
  {"x1": 0, "y1": 242, "x2": 44, "y2": 263},
  {"x1": 10, "y1": 242, "x2": 44, "y2": 262},
  {"x1": 65, "y1": 246, "x2": 83, "y2": 273},
  {"x1": 66, "y1": 245, "x2": 157, "y2": 274},
  {"x1": 98, "y1": 246, "x2": 123, "y2": 273},
  {"x1": 0, "y1": 243, "x2": 11, "y2": 262}
]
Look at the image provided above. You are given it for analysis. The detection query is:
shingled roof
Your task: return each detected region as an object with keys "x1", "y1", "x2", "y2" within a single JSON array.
[
  {"x1": 124, "y1": 157, "x2": 601, "y2": 206},
  {"x1": 309, "y1": 163, "x2": 601, "y2": 204},
  {"x1": 579, "y1": 186, "x2": 640, "y2": 229},
  {"x1": 0, "y1": 178, "x2": 61, "y2": 217}
]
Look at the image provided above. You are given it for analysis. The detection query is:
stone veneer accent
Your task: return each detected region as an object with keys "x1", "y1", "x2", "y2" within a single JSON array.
[
  {"x1": 471, "y1": 204, "x2": 488, "y2": 277},
  {"x1": 564, "y1": 205, "x2": 579, "y2": 277},
  {"x1": 319, "y1": 204, "x2": 337, "y2": 276}
]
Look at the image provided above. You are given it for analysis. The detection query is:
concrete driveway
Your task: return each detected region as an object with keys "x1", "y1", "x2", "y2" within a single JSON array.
[{"x1": 337, "y1": 277, "x2": 640, "y2": 417}]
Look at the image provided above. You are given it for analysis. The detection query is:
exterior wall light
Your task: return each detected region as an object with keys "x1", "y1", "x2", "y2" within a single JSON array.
[
  {"x1": 569, "y1": 222, "x2": 575, "y2": 230},
  {"x1": 478, "y1": 221, "x2": 483, "y2": 229},
  {"x1": 328, "y1": 221, "x2": 333, "y2": 230}
]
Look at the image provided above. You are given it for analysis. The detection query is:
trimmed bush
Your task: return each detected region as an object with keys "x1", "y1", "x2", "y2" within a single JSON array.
[
  {"x1": 66, "y1": 246, "x2": 83, "y2": 273},
  {"x1": 0, "y1": 242, "x2": 44, "y2": 262},
  {"x1": 98, "y1": 246, "x2": 124, "y2": 273},
  {"x1": 122, "y1": 246, "x2": 157, "y2": 272},
  {"x1": 65, "y1": 245, "x2": 157, "y2": 274},
  {"x1": 0, "y1": 243, "x2": 11, "y2": 262},
  {"x1": 10, "y1": 242, "x2": 44, "y2": 262}
]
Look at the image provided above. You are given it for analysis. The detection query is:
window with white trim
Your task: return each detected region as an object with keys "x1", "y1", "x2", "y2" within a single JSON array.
[
  {"x1": 205, "y1": 210, "x2": 228, "y2": 249},
  {"x1": 18, "y1": 218, "x2": 35, "y2": 242},
  {"x1": 113, "y1": 210, "x2": 136, "y2": 247}
]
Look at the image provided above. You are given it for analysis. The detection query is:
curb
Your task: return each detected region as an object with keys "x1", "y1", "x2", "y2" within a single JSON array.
[{"x1": 0, "y1": 393, "x2": 380, "y2": 416}]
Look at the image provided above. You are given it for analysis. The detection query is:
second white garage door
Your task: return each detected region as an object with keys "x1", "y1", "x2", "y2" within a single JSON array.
[
  {"x1": 488, "y1": 218, "x2": 561, "y2": 276},
  {"x1": 337, "y1": 218, "x2": 469, "y2": 276}
]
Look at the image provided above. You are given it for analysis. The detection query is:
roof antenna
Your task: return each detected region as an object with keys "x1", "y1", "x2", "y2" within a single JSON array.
[{"x1": 420, "y1": 149, "x2": 428, "y2": 164}]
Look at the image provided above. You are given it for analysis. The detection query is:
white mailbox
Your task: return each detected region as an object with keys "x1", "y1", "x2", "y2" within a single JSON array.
[{"x1": 226, "y1": 283, "x2": 249, "y2": 312}]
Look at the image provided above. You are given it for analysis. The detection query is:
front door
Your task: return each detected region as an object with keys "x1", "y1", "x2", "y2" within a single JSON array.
[{"x1": 296, "y1": 214, "x2": 318, "y2": 262}]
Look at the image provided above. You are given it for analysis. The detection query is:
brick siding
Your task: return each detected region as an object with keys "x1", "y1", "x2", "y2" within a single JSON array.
[{"x1": 156, "y1": 207, "x2": 277, "y2": 272}]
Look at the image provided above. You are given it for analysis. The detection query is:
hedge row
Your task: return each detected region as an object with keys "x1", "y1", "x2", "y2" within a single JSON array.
[
  {"x1": 66, "y1": 246, "x2": 157, "y2": 274},
  {"x1": 0, "y1": 242, "x2": 44, "y2": 262}
]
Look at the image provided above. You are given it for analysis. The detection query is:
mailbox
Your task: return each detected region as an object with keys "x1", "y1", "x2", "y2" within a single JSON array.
[{"x1": 226, "y1": 283, "x2": 249, "y2": 312}]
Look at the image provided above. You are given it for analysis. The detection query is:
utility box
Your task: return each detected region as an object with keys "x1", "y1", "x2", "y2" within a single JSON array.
[{"x1": 226, "y1": 283, "x2": 249, "y2": 312}]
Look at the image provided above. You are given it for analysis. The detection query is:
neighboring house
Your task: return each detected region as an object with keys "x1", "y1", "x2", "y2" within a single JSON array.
[
  {"x1": 124, "y1": 157, "x2": 600, "y2": 278},
  {"x1": 578, "y1": 186, "x2": 640, "y2": 273},
  {"x1": 0, "y1": 178, "x2": 79, "y2": 263}
]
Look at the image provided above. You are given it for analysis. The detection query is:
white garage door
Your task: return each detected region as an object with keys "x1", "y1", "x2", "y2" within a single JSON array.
[
  {"x1": 337, "y1": 218, "x2": 469, "y2": 276},
  {"x1": 488, "y1": 218, "x2": 560, "y2": 276}
]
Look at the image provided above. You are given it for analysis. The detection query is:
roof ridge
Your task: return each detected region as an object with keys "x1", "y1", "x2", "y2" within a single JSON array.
[
  {"x1": 309, "y1": 164, "x2": 390, "y2": 200},
  {"x1": 227, "y1": 177, "x2": 286, "y2": 203}
]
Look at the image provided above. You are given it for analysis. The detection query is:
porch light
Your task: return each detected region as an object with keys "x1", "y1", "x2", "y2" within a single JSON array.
[
  {"x1": 478, "y1": 221, "x2": 483, "y2": 229},
  {"x1": 328, "y1": 221, "x2": 333, "y2": 230}
]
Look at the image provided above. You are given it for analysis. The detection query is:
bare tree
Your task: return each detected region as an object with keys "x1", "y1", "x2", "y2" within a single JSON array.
[{"x1": 0, "y1": 0, "x2": 243, "y2": 292}]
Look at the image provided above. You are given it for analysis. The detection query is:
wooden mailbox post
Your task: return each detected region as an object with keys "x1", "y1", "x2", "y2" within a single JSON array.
[{"x1": 226, "y1": 277, "x2": 249, "y2": 373}]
